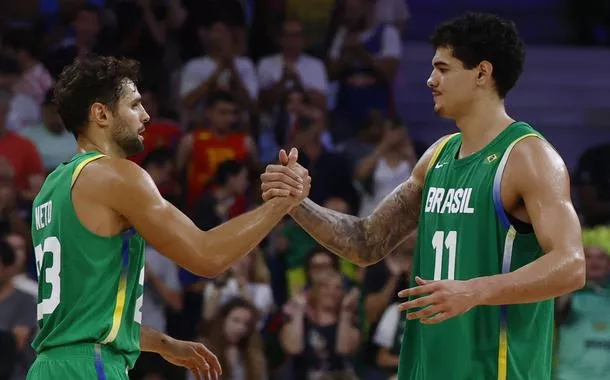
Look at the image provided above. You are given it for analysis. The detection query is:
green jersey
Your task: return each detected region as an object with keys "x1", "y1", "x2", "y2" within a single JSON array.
[
  {"x1": 398, "y1": 122, "x2": 554, "y2": 380},
  {"x1": 31, "y1": 151, "x2": 145, "y2": 369}
]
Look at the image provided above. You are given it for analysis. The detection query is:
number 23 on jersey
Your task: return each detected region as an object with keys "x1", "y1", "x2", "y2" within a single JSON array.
[{"x1": 34, "y1": 236, "x2": 144, "y2": 323}]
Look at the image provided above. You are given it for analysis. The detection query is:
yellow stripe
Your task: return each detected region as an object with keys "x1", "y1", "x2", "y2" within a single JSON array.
[
  {"x1": 425, "y1": 133, "x2": 459, "y2": 176},
  {"x1": 71, "y1": 154, "x2": 106, "y2": 187},
  {"x1": 507, "y1": 133, "x2": 541, "y2": 151},
  {"x1": 497, "y1": 328, "x2": 508, "y2": 380},
  {"x1": 101, "y1": 274, "x2": 128, "y2": 344}
]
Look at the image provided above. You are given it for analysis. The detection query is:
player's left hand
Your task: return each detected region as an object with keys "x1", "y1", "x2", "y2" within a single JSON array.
[
  {"x1": 160, "y1": 338, "x2": 221, "y2": 380},
  {"x1": 397, "y1": 276, "x2": 479, "y2": 324}
]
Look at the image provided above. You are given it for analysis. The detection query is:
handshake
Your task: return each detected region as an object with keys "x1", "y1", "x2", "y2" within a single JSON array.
[{"x1": 260, "y1": 148, "x2": 311, "y2": 208}]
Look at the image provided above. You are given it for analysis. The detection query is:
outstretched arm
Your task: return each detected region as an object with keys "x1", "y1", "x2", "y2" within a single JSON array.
[
  {"x1": 262, "y1": 138, "x2": 448, "y2": 267},
  {"x1": 470, "y1": 137, "x2": 585, "y2": 304},
  {"x1": 85, "y1": 149, "x2": 309, "y2": 278}
]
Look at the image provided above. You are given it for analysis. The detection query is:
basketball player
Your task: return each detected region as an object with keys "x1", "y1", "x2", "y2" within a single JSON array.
[
  {"x1": 261, "y1": 12, "x2": 585, "y2": 379},
  {"x1": 27, "y1": 56, "x2": 310, "y2": 380}
]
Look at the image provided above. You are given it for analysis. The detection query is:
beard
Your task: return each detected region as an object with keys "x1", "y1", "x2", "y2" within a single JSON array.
[{"x1": 111, "y1": 117, "x2": 144, "y2": 157}]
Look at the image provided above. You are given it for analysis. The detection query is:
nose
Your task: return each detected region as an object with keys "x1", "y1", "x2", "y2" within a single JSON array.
[
  {"x1": 142, "y1": 111, "x2": 150, "y2": 124},
  {"x1": 427, "y1": 74, "x2": 436, "y2": 89}
]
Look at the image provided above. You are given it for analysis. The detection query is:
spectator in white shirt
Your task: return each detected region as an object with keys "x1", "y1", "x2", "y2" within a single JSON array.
[
  {"x1": 257, "y1": 19, "x2": 328, "y2": 111},
  {"x1": 180, "y1": 20, "x2": 258, "y2": 124}
]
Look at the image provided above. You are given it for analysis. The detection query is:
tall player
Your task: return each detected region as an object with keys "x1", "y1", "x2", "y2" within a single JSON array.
[
  {"x1": 261, "y1": 12, "x2": 585, "y2": 379},
  {"x1": 27, "y1": 56, "x2": 310, "y2": 380}
]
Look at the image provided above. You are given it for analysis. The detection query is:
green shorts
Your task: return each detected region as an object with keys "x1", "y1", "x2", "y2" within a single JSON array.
[{"x1": 27, "y1": 343, "x2": 130, "y2": 380}]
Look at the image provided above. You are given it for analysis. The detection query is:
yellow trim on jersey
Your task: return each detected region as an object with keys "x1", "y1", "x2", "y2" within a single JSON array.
[
  {"x1": 497, "y1": 327, "x2": 508, "y2": 380},
  {"x1": 100, "y1": 274, "x2": 128, "y2": 344},
  {"x1": 425, "y1": 133, "x2": 459, "y2": 176},
  {"x1": 71, "y1": 154, "x2": 106, "y2": 187}
]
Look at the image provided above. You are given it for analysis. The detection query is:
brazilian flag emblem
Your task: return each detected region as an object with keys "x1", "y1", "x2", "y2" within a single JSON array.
[{"x1": 486, "y1": 153, "x2": 498, "y2": 163}]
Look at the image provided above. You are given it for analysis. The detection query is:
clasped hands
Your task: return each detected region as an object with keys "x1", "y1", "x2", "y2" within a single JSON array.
[{"x1": 261, "y1": 148, "x2": 311, "y2": 208}]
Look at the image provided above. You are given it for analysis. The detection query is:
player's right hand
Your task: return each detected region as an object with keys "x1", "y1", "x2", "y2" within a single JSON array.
[{"x1": 261, "y1": 148, "x2": 311, "y2": 205}]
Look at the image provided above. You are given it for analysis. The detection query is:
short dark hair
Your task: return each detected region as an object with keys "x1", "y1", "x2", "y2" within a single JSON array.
[
  {"x1": 206, "y1": 91, "x2": 236, "y2": 109},
  {"x1": 53, "y1": 56, "x2": 141, "y2": 138},
  {"x1": 430, "y1": 12, "x2": 526, "y2": 98},
  {"x1": 215, "y1": 159, "x2": 245, "y2": 185}
]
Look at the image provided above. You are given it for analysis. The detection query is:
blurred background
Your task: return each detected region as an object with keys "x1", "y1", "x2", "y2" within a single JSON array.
[{"x1": 0, "y1": 0, "x2": 609, "y2": 379}]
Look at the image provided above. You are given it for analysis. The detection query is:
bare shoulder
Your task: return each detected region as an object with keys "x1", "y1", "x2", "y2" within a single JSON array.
[
  {"x1": 506, "y1": 136, "x2": 570, "y2": 195},
  {"x1": 75, "y1": 156, "x2": 160, "y2": 208}
]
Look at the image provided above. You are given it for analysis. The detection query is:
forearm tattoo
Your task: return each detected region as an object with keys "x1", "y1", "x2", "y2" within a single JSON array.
[{"x1": 290, "y1": 180, "x2": 422, "y2": 266}]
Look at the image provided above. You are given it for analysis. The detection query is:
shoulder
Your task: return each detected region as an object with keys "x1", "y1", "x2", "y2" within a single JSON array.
[
  {"x1": 76, "y1": 156, "x2": 155, "y2": 197},
  {"x1": 505, "y1": 135, "x2": 570, "y2": 195}
]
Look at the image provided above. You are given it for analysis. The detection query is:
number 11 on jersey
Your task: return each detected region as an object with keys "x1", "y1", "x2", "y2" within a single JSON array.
[{"x1": 432, "y1": 230, "x2": 458, "y2": 280}]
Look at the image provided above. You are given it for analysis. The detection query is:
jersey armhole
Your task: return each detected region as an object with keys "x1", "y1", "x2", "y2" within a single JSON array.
[
  {"x1": 425, "y1": 133, "x2": 459, "y2": 179},
  {"x1": 492, "y1": 133, "x2": 542, "y2": 230},
  {"x1": 71, "y1": 154, "x2": 107, "y2": 188}
]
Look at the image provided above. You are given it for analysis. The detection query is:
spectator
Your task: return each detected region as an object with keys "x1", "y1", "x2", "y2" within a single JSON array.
[
  {"x1": 273, "y1": 87, "x2": 333, "y2": 154},
  {"x1": 0, "y1": 159, "x2": 29, "y2": 239},
  {"x1": 290, "y1": 115, "x2": 359, "y2": 212},
  {"x1": 203, "y1": 248, "x2": 274, "y2": 327},
  {"x1": 354, "y1": 117, "x2": 416, "y2": 218},
  {"x1": 0, "y1": 237, "x2": 37, "y2": 380},
  {"x1": 180, "y1": 21, "x2": 258, "y2": 123},
  {"x1": 191, "y1": 159, "x2": 250, "y2": 229},
  {"x1": 554, "y1": 228, "x2": 610, "y2": 380},
  {"x1": 327, "y1": 0, "x2": 401, "y2": 142},
  {"x1": 374, "y1": 0, "x2": 410, "y2": 36},
  {"x1": 284, "y1": 0, "x2": 337, "y2": 56},
  {"x1": 20, "y1": 89, "x2": 77, "y2": 173},
  {"x1": 2, "y1": 28, "x2": 54, "y2": 131},
  {"x1": 6, "y1": 233, "x2": 36, "y2": 298},
  {"x1": 257, "y1": 19, "x2": 328, "y2": 111},
  {"x1": 196, "y1": 298, "x2": 267, "y2": 380},
  {"x1": 180, "y1": 0, "x2": 249, "y2": 59},
  {"x1": 0, "y1": 87, "x2": 45, "y2": 202},
  {"x1": 43, "y1": 4, "x2": 110, "y2": 79},
  {"x1": 371, "y1": 302, "x2": 405, "y2": 380},
  {"x1": 129, "y1": 86, "x2": 182, "y2": 167},
  {"x1": 176, "y1": 91, "x2": 257, "y2": 208},
  {"x1": 112, "y1": 0, "x2": 185, "y2": 87},
  {"x1": 574, "y1": 143, "x2": 610, "y2": 227},
  {"x1": 280, "y1": 269, "x2": 360, "y2": 380},
  {"x1": 361, "y1": 236, "x2": 414, "y2": 376}
]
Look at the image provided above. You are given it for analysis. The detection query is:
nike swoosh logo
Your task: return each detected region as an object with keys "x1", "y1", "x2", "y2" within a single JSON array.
[{"x1": 435, "y1": 162, "x2": 446, "y2": 169}]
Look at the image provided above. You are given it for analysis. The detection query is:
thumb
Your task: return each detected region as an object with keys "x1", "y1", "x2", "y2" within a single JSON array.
[
  {"x1": 288, "y1": 147, "x2": 299, "y2": 165},
  {"x1": 415, "y1": 276, "x2": 431, "y2": 286},
  {"x1": 278, "y1": 149, "x2": 289, "y2": 165}
]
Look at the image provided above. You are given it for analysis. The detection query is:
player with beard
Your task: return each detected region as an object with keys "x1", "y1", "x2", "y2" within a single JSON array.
[{"x1": 27, "y1": 56, "x2": 310, "y2": 380}]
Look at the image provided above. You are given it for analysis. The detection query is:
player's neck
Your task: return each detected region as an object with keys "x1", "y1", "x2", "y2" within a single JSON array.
[
  {"x1": 455, "y1": 101, "x2": 514, "y2": 158},
  {"x1": 76, "y1": 136, "x2": 127, "y2": 158}
]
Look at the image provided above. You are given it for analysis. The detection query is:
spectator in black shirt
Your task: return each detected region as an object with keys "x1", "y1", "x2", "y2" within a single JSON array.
[{"x1": 574, "y1": 143, "x2": 610, "y2": 227}]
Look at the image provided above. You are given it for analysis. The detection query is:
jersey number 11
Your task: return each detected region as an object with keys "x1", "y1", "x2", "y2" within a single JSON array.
[{"x1": 432, "y1": 230, "x2": 458, "y2": 280}]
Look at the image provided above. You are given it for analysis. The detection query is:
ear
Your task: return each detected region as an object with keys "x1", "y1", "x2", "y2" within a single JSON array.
[
  {"x1": 477, "y1": 60, "x2": 493, "y2": 85},
  {"x1": 90, "y1": 102, "x2": 112, "y2": 128}
]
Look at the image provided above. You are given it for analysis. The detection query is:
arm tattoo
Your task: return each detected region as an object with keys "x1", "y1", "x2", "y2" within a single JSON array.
[{"x1": 290, "y1": 180, "x2": 422, "y2": 266}]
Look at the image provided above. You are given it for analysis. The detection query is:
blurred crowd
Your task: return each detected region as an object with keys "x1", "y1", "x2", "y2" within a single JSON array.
[{"x1": 0, "y1": 1, "x2": 609, "y2": 380}]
